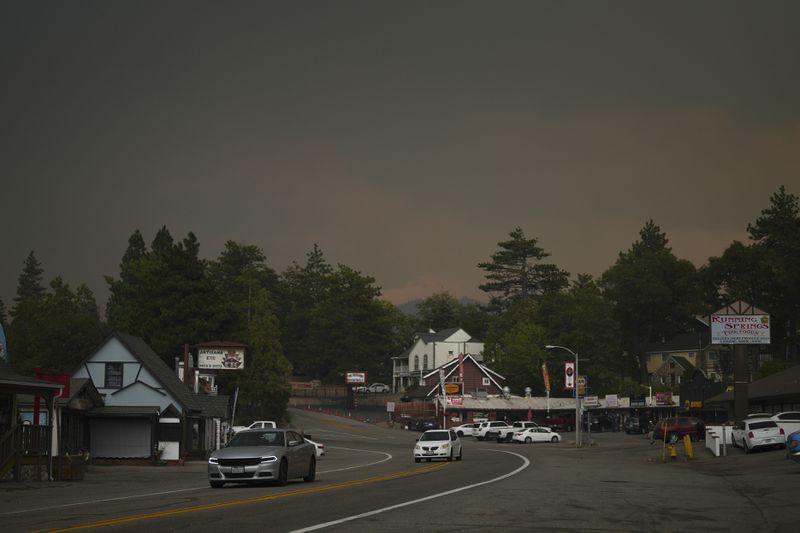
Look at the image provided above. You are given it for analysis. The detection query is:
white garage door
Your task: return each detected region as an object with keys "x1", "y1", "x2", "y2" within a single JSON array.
[{"x1": 90, "y1": 418, "x2": 151, "y2": 458}]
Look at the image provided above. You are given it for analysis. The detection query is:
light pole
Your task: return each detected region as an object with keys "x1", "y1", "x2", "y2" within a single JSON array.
[{"x1": 545, "y1": 345, "x2": 581, "y2": 448}]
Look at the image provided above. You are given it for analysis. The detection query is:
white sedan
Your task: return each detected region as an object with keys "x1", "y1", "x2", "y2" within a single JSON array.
[
  {"x1": 512, "y1": 427, "x2": 561, "y2": 444},
  {"x1": 414, "y1": 429, "x2": 463, "y2": 462},
  {"x1": 451, "y1": 423, "x2": 480, "y2": 437},
  {"x1": 731, "y1": 419, "x2": 785, "y2": 453}
]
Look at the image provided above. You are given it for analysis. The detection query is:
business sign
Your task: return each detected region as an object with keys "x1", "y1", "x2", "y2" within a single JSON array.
[
  {"x1": 605, "y1": 394, "x2": 619, "y2": 407},
  {"x1": 584, "y1": 395, "x2": 599, "y2": 407},
  {"x1": 443, "y1": 382, "x2": 463, "y2": 395},
  {"x1": 564, "y1": 362, "x2": 575, "y2": 390},
  {"x1": 630, "y1": 394, "x2": 646, "y2": 407},
  {"x1": 710, "y1": 314, "x2": 770, "y2": 344},
  {"x1": 386, "y1": 402, "x2": 395, "y2": 412},
  {"x1": 446, "y1": 396, "x2": 464, "y2": 406},
  {"x1": 655, "y1": 391, "x2": 674, "y2": 406},
  {"x1": 345, "y1": 371, "x2": 367, "y2": 384},
  {"x1": 198, "y1": 348, "x2": 245, "y2": 369}
]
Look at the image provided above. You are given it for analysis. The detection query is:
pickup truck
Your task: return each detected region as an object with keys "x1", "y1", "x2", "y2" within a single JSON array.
[
  {"x1": 475, "y1": 421, "x2": 514, "y2": 441},
  {"x1": 231, "y1": 420, "x2": 277, "y2": 433},
  {"x1": 495, "y1": 421, "x2": 549, "y2": 442}
]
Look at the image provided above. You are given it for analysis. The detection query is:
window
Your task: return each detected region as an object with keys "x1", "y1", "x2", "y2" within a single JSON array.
[
  {"x1": 423, "y1": 355, "x2": 428, "y2": 370},
  {"x1": 482, "y1": 377, "x2": 490, "y2": 386},
  {"x1": 414, "y1": 355, "x2": 419, "y2": 371},
  {"x1": 105, "y1": 363, "x2": 123, "y2": 388}
]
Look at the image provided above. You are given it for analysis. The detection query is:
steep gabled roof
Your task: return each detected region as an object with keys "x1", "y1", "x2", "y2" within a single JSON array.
[
  {"x1": 78, "y1": 332, "x2": 229, "y2": 417},
  {"x1": 415, "y1": 327, "x2": 480, "y2": 344},
  {"x1": 420, "y1": 354, "x2": 505, "y2": 397}
]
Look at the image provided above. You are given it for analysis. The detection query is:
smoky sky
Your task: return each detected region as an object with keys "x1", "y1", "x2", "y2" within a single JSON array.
[{"x1": 1, "y1": 1, "x2": 799, "y2": 310}]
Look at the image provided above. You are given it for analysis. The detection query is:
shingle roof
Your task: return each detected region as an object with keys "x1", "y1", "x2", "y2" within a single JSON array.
[{"x1": 0, "y1": 360, "x2": 64, "y2": 394}]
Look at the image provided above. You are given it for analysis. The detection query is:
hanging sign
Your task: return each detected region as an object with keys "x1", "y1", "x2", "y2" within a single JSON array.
[
  {"x1": 710, "y1": 314, "x2": 770, "y2": 344},
  {"x1": 564, "y1": 362, "x2": 575, "y2": 390}
]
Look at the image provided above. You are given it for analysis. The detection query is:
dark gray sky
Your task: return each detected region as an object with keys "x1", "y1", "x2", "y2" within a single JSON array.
[{"x1": 2, "y1": 1, "x2": 798, "y2": 310}]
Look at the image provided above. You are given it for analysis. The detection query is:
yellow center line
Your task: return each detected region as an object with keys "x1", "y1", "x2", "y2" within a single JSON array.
[{"x1": 34, "y1": 462, "x2": 449, "y2": 532}]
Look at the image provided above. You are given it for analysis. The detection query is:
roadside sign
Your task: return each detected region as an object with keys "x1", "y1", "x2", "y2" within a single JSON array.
[
  {"x1": 386, "y1": 402, "x2": 395, "y2": 412},
  {"x1": 345, "y1": 371, "x2": 367, "y2": 384},
  {"x1": 577, "y1": 375, "x2": 587, "y2": 397}
]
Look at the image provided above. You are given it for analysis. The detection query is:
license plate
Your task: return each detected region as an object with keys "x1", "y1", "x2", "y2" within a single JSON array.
[
  {"x1": 424, "y1": 451, "x2": 434, "y2": 455},
  {"x1": 231, "y1": 466, "x2": 245, "y2": 473},
  {"x1": 763, "y1": 439, "x2": 773, "y2": 443}
]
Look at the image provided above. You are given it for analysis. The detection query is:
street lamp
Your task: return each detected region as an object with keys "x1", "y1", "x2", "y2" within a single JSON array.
[{"x1": 545, "y1": 345, "x2": 582, "y2": 448}]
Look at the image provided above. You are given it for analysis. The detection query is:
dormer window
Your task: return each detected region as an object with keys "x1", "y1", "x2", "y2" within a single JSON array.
[{"x1": 105, "y1": 363, "x2": 123, "y2": 388}]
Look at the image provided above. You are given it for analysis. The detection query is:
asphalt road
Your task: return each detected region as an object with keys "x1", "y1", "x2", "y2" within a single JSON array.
[{"x1": 1, "y1": 408, "x2": 798, "y2": 532}]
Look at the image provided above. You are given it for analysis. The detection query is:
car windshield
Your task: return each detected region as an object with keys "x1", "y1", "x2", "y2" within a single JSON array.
[
  {"x1": 748, "y1": 421, "x2": 777, "y2": 429},
  {"x1": 228, "y1": 430, "x2": 285, "y2": 447},
  {"x1": 420, "y1": 431, "x2": 449, "y2": 441}
]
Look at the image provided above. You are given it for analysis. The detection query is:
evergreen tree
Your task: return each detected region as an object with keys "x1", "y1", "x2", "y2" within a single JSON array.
[
  {"x1": 9, "y1": 252, "x2": 47, "y2": 373},
  {"x1": 478, "y1": 227, "x2": 569, "y2": 311},
  {"x1": 232, "y1": 288, "x2": 291, "y2": 424},
  {"x1": 106, "y1": 227, "x2": 218, "y2": 363},
  {"x1": 416, "y1": 292, "x2": 461, "y2": 332},
  {"x1": 600, "y1": 221, "x2": 700, "y2": 383}
]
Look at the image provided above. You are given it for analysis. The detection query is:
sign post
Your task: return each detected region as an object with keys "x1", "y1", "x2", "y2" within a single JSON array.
[{"x1": 711, "y1": 301, "x2": 770, "y2": 425}]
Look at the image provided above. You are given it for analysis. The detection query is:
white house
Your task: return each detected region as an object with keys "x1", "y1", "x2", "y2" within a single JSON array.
[
  {"x1": 72, "y1": 332, "x2": 229, "y2": 460},
  {"x1": 391, "y1": 328, "x2": 484, "y2": 392}
]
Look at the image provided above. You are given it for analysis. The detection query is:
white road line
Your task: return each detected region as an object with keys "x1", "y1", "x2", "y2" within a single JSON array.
[
  {"x1": 289, "y1": 449, "x2": 531, "y2": 533},
  {"x1": 2, "y1": 447, "x2": 394, "y2": 516},
  {"x1": 0, "y1": 487, "x2": 207, "y2": 515}
]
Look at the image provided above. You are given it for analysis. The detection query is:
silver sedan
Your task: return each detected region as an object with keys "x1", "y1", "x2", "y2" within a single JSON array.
[{"x1": 208, "y1": 428, "x2": 316, "y2": 488}]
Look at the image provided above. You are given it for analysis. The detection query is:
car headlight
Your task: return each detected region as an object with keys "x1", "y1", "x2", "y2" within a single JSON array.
[
  {"x1": 441, "y1": 442, "x2": 450, "y2": 449},
  {"x1": 261, "y1": 455, "x2": 278, "y2": 463},
  {"x1": 208, "y1": 457, "x2": 219, "y2": 464}
]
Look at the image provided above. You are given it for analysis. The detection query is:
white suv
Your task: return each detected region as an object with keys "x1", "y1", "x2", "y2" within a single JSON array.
[{"x1": 366, "y1": 383, "x2": 390, "y2": 393}]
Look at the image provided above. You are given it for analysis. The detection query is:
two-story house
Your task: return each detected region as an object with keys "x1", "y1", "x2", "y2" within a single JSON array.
[
  {"x1": 644, "y1": 318, "x2": 732, "y2": 383},
  {"x1": 391, "y1": 328, "x2": 484, "y2": 392}
]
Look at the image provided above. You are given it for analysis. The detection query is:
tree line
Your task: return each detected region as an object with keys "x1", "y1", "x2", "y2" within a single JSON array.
[{"x1": 2, "y1": 186, "x2": 798, "y2": 416}]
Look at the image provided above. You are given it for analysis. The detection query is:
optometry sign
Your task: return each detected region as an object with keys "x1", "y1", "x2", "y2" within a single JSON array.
[{"x1": 564, "y1": 362, "x2": 575, "y2": 390}]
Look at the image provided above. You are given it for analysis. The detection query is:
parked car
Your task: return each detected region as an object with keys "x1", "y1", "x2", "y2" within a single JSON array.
[
  {"x1": 652, "y1": 417, "x2": 705, "y2": 443},
  {"x1": 496, "y1": 421, "x2": 550, "y2": 442},
  {"x1": 451, "y1": 423, "x2": 480, "y2": 437},
  {"x1": 731, "y1": 418, "x2": 786, "y2": 453},
  {"x1": 352, "y1": 384, "x2": 368, "y2": 393},
  {"x1": 365, "y1": 383, "x2": 390, "y2": 393},
  {"x1": 771, "y1": 412, "x2": 800, "y2": 440},
  {"x1": 407, "y1": 418, "x2": 439, "y2": 431},
  {"x1": 413, "y1": 429, "x2": 462, "y2": 462},
  {"x1": 544, "y1": 415, "x2": 574, "y2": 432},
  {"x1": 512, "y1": 427, "x2": 562, "y2": 444},
  {"x1": 787, "y1": 429, "x2": 800, "y2": 464},
  {"x1": 207, "y1": 429, "x2": 316, "y2": 488},
  {"x1": 624, "y1": 416, "x2": 650, "y2": 435},
  {"x1": 585, "y1": 415, "x2": 615, "y2": 433}
]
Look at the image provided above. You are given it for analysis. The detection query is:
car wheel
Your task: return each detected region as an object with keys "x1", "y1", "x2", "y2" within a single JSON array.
[
  {"x1": 551, "y1": 436, "x2": 558, "y2": 443},
  {"x1": 745, "y1": 442, "x2": 751, "y2": 454},
  {"x1": 303, "y1": 456, "x2": 316, "y2": 482},
  {"x1": 209, "y1": 481, "x2": 224, "y2": 489},
  {"x1": 457, "y1": 431, "x2": 464, "y2": 437},
  {"x1": 447, "y1": 449, "x2": 453, "y2": 461},
  {"x1": 276, "y1": 459, "x2": 288, "y2": 486},
  {"x1": 456, "y1": 448, "x2": 462, "y2": 461},
  {"x1": 525, "y1": 437, "x2": 532, "y2": 444}
]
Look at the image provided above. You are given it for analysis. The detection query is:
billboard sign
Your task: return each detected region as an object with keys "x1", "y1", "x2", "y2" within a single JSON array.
[
  {"x1": 198, "y1": 348, "x2": 245, "y2": 369},
  {"x1": 345, "y1": 371, "x2": 367, "y2": 384},
  {"x1": 655, "y1": 391, "x2": 674, "y2": 406},
  {"x1": 443, "y1": 382, "x2": 463, "y2": 395},
  {"x1": 711, "y1": 314, "x2": 770, "y2": 344}
]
